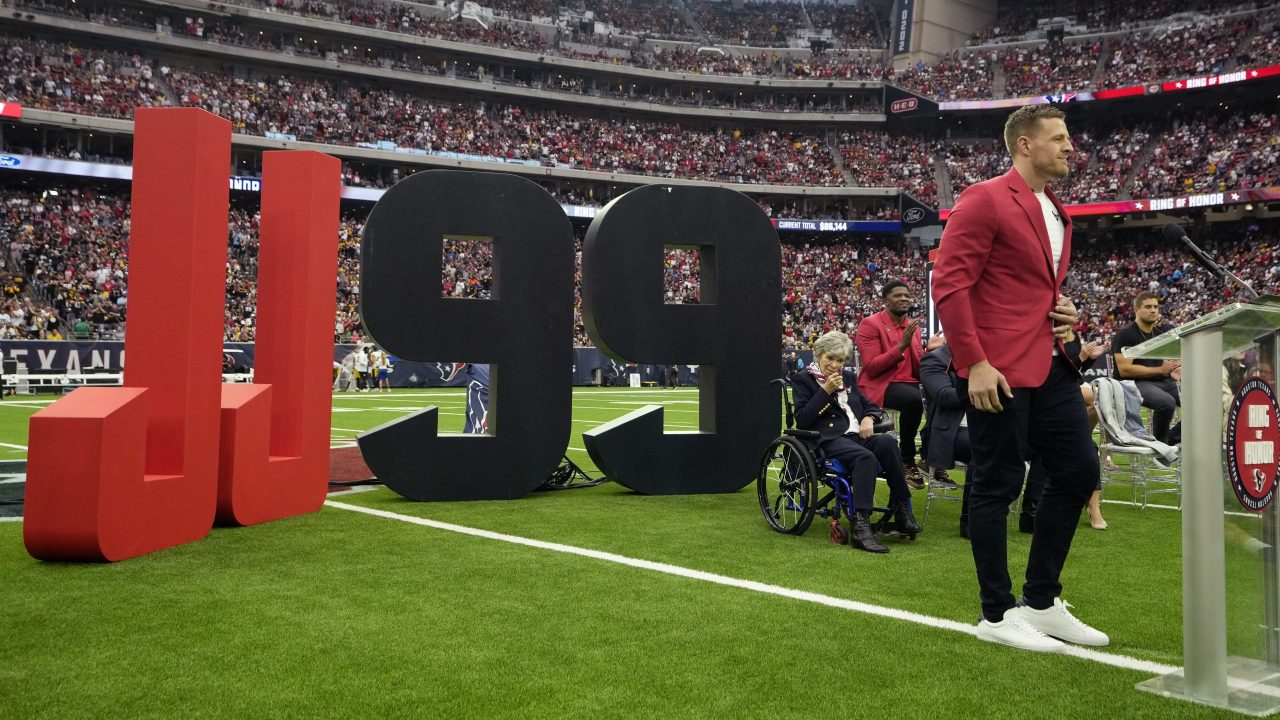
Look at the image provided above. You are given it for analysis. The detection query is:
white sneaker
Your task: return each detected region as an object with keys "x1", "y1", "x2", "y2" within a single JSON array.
[
  {"x1": 976, "y1": 607, "x2": 1067, "y2": 652},
  {"x1": 1018, "y1": 598, "x2": 1110, "y2": 646}
]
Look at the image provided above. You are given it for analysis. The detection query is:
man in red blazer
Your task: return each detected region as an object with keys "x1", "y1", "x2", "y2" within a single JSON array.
[
  {"x1": 855, "y1": 280, "x2": 925, "y2": 486},
  {"x1": 932, "y1": 104, "x2": 1107, "y2": 653}
]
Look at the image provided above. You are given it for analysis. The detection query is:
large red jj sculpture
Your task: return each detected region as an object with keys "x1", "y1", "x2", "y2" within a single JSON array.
[{"x1": 23, "y1": 108, "x2": 340, "y2": 561}]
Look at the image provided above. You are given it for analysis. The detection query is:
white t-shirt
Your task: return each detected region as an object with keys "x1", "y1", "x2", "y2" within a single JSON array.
[{"x1": 1033, "y1": 189, "x2": 1065, "y2": 276}]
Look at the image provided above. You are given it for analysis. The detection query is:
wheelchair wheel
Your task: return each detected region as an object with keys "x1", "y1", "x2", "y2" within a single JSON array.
[{"x1": 757, "y1": 436, "x2": 818, "y2": 535}]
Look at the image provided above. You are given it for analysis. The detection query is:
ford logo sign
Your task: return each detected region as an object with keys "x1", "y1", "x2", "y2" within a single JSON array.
[
  {"x1": 903, "y1": 207, "x2": 926, "y2": 224},
  {"x1": 0, "y1": 155, "x2": 21, "y2": 168}
]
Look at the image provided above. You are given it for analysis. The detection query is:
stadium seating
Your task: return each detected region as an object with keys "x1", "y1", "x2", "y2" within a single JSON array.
[{"x1": 2, "y1": 0, "x2": 1279, "y2": 346}]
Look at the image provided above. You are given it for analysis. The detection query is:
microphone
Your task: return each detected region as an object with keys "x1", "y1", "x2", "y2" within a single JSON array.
[
  {"x1": 1163, "y1": 223, "x2": 1225, "y2": 280},
  {"x1": 1164, "y1": 223, "x2": 1258, "y2": 300}
]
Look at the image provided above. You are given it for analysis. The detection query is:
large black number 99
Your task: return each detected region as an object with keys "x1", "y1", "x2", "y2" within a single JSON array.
[
  {"x1": 357, "y1": 171, "x2": 575, "y2": 500},
  {"x1": 581, "y1": 186, "x2": 782, "y2": 494}
]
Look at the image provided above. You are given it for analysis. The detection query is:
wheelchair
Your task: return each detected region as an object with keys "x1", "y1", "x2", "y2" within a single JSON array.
[{"x1": 757, "y1": 378, "x2": 918, "y2": 542}]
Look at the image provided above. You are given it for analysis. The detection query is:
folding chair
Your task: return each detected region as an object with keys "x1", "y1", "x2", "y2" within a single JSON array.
[{"x1": 1093, "y1": 378, "x2": 1181, "y2": 508}]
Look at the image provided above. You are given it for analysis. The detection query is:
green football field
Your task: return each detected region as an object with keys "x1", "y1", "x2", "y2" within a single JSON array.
[{"x1": 0, "y1": 388, "x2": 1261, "y2": 718}]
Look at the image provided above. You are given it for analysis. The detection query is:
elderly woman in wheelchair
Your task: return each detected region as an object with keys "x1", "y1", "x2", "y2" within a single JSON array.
[{"x1": 758, "y1": 331, "x2": 922, "y2": 553}]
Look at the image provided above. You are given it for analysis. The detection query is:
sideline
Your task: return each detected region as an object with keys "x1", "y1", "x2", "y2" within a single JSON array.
[{"x1": 324, "y1": 498, "x2": 1179, "y2": 676}]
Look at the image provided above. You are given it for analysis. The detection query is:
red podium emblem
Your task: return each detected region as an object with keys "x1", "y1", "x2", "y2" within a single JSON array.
[{"x1": 1227, "y1": 377, "x2": 1280, "y2": 512}]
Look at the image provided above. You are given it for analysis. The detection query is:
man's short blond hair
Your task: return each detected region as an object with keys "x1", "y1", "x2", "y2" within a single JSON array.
[{"x1": 1003, "y1": 104, "x2": 1067, "y2": 156}]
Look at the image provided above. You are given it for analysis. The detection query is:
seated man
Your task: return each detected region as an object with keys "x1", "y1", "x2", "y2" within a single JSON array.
[
  {"x1": 792, "y1": 330, "x2": 922, "y2": 554},
  {"x1": 1112, "y1": 292, "x2": 1180, "y2": 443},
  {"x1": 854, "y1": 279, "x2": 929, "y2": 487}
]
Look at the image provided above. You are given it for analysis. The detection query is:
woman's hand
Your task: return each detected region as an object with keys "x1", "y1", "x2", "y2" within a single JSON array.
[
  {"x1": 859, "y1": 416, "x2": 874, "y2": 439},
  {"x1": 821, "y1": 372, "x2": 843, "y2": 395}
]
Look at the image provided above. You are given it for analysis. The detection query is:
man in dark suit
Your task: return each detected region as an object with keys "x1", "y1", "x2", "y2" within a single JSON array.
[
  {"x1": 793, "y1": 330, "x2": 921, "y2": 553},
  {"x1": 933, "y1": 104, "x2": 1107, "y2": 652},
  {"x1": 920, "y1": 340, "x2": 972, "y2": 536}
]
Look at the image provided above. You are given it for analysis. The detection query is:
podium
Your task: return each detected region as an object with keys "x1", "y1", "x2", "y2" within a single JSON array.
[{"x1": 1127, "y1": 296, "x2": 1280, "y2": 715}]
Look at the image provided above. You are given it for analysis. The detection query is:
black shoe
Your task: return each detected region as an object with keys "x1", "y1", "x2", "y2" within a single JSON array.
[
  {"x1": 959, "y1": 522, "x2": 970, "y2": 540},
  {"x1": 851, "y1": 512, "x2": 889, "y2": 554},
  {"x1": 892, "y1": 502, "x2": 924, "y2": 535},
  {"x1": 930, "y1": 468, "x2": 958, "y2": 488}
]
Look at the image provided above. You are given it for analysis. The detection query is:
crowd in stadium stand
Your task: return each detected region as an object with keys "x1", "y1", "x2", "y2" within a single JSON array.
[
  {"x1": 476, "y1": 0, "x2": 559, "y2": 22},
  {"x1": 1055, "y1": 126, "x2": 1153, "y2": 203},
  {"x1": 2, "y1": 178, "x2": 1279, "y2": 349},
  {"x1": 688, "y1": 0, "x2": 802, "y2": 46},
  {"x1": 887, "y1": 51, "x2": 997, "y2": 102},
  {"x1": 1244, "y1": 16, "x2": 1280, "y2": 65},
  {"x1": 1001, "y1": 39, "x2": 1103, "y2": 97},
  {"x1": 804, "y1": 1, "x2": 882, "y2": 47},
  {"x1": 1, "y1": 38, "x2": 165, "y2": 118},
  {"x1": 1131, "y1": 111, "x2": 1279, "y2": 199},
  {"x1": 897, "y1": 9, "x2": 1264, "y2": 102},
  {"x1": 8, "y1": 0, "x2": 890, "y2": 82},
  {"x1": 836, "y1": 131, "x2": 939, "y2": 206},
  {"x1": 7, "y1": 26, "x2": 1278, "y2": 205},
  {"x1": 943, "y1": 111, "x2": 1277, "y2": 206},
  {"x1": 1063, "y1": 221, "x2": 1280, "y2": 339},
  {"x1": 0, "y1": 186, "x2": 127, "y2": 340},
  {"x1": 583, "y1": 0, "x2": 690, "y2": 39},
  {"x1": 3, "y1": 34, "x2": 848, "y2": 187},
  {"x1": 1103, "y1": 14, "x2": 1255, "y2": 89},
  {"x1": 779, "y1": 238, "x2": 930, "y2": 347},
  {"x1": 969, "y1": 0, "x2": 1260, "y2": 45},
  {"x1": 7, "y1": 0, "x2": 1276, "y2": 104}
]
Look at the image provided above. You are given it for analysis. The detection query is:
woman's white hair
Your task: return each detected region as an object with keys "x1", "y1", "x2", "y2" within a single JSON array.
[{"x1": 812, "y1": 331, "x2": 853, "y2": 361}]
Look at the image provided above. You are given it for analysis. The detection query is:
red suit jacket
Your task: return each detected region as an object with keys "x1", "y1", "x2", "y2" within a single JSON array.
[
  {"x1": 932, "y1": 167, "x2": 1072, "y2": 388},
  {"x1": 854, "y1": 309, "x2": 921, "y2": 406}
]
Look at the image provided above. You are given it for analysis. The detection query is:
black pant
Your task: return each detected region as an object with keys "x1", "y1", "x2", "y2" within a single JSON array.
[
  {"x1": 883, "y1": 382, "x2": 924, "y2": 466},
  {"x1": 959, "y1": 356, "x2": 1099, "y2": 622},
  {"x1": 819, "y1": 433, "x2": 911, "y2": 513},
  {"x1": 1135, "y1": 378, "x2": 1180, "y2": 443}
]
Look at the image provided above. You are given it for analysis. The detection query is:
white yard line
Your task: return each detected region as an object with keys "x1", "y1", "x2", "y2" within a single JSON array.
[
  {"x1": 1100, "y1": 497, "x2": 1261, "y2": 520},
  {"x1": 324, "y1": 498, "x2": 1179, "y2": 677}
]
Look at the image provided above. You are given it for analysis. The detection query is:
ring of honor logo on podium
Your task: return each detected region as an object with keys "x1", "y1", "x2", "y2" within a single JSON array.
[{"x1": 1226, "y1": 377, "x2": 1280, "y2": 512}]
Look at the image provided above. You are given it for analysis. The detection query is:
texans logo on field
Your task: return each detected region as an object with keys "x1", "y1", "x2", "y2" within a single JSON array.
[
  {"x1": 0, "y1": 155, "x2": 21, "y2": 168},
  {"x1": 903, "y1": 207, "x2": 925, "y2": 224},
  {"x1": 1226, "y1": 377, "x2": 1280, "y2": 512},
  {"x1": 433, "y1": 362, "x2": 468, "y2": 383}
]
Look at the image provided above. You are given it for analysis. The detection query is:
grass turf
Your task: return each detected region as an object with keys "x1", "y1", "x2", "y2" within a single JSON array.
[{"x1": 0, "y1": 387, "x2": 1262, "y2": 717}]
